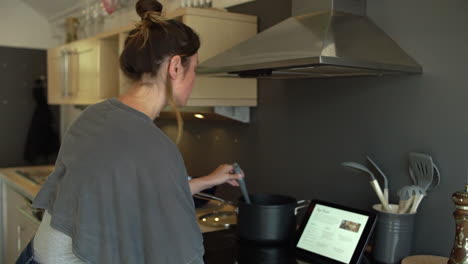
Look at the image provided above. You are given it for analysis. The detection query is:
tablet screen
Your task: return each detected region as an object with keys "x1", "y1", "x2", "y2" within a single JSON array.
[{"x1": 296, "y1": 204, "x2": 370, "y2": 264}]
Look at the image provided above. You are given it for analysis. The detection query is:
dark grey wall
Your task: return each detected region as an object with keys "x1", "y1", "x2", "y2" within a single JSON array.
[
  {"x1": 0, "y1": 46, "x2": 59, "y2": 167},
  {"x1": 159, "y1": 0, "x2": 468, "y2": 256}
]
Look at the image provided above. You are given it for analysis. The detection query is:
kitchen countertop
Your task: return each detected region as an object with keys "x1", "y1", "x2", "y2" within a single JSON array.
[
  {"x1": 0, "y1": 165, "x2": 235, "y2": 233},
  {"x1": 0, "y1": 165, "x2": 53, "y2": 200}
]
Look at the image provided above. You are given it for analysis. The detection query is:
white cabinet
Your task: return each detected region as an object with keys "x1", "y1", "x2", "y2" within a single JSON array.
[{"x1": 2, "y1": 184, "x2": 40, "y2": 264}]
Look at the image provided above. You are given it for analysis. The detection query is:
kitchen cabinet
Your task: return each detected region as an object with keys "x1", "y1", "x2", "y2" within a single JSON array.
[
  {"x1": 48, "y1": 36, "x2": 119, "y2": 105},
  {"x1": 2, "y1": 184, "x2": 40, "y2": 264},
  {"x1": 0, "y1": 166, "x2": 52, "y2": 264},
  {"x1": 48, "y1": 8, "x2": 257, "y2": 108},
  {"x1": 179, "y1": 8, "x2": 257, "y2": 107}
]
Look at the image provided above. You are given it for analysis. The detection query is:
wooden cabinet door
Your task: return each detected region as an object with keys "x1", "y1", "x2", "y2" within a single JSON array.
[
  {"x1": 47, "y1": 44, "x2": 72, "y2": 104},
  {"x1": 16, "y1": 205, "x2": 40, "y2": 256},
  {"x1": 68, "y1": 39, "x2": 100, "y2": 103},
  {"x1": 4, "y1": 185, "x2": 26, "y2": 264},
  {"x1": 47, "y1": 41, "x2": 94, "y2": 105},
  {"x1": 3, "y1": 185, "x2": 39, "y2": 264},
  {"x1": 182, "y1": 13, "x2": 257, "y2": 63},
  {"x1": 48, "y1": 38, "x2": 119, "y2": 105},
  {"x1": 181, "y1": 12, "x2": 258, "y2": 107}
]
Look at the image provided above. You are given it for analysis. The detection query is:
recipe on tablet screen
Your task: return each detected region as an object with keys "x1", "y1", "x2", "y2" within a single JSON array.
[{"x1": 297, "y1": 204, "x2": 369, "y2": 264}]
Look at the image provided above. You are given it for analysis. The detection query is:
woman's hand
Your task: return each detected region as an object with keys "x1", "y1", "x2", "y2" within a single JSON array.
[{"x1": 189, "y1": 164, "x2": 244, "y2": 194}]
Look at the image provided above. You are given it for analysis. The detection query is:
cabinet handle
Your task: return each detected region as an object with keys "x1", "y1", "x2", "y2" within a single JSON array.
[
  {"x1": 61, "y1": 49, "x2": 70, "y2": 98},
  {"x1": 60, "y1": 47, "x2": 91, "y2": 99},
  {"x1": 16, "y1": 225, "x2": 23, "y2": 254},
  {"x1": 71, "y1": 48, "x2": 79, "y2": 97}
]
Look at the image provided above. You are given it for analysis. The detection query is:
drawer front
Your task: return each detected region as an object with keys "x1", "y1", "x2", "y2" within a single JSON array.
[{"x1": 4, "y1": 186, "x2": 40, "y2": 264}]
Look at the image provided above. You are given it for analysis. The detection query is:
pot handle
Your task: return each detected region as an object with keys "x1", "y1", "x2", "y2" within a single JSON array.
[{"x1": 295, "y1": 200, "x2": 311, "y2": 215}]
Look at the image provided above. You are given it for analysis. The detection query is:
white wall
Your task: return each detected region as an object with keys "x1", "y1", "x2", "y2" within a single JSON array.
[{"x1": 0, "y1": 0, "x2": 55, "y2": 49}]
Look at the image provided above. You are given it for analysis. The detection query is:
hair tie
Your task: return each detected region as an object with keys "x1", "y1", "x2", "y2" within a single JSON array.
[
  {"x1": 129, "y1": 11, "x2": 169, "y2": 48},
  {"x1": 142, "y1": 11, "x2": 168, "y2": 24}
]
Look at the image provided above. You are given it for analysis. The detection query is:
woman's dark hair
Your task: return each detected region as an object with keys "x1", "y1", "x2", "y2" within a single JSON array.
[
  {"x1": 120, "y1": 0, "x2": 200, "y2": 80},
  {"x1": 120, "y1": 0, "x2": 200, "y2": 143}
]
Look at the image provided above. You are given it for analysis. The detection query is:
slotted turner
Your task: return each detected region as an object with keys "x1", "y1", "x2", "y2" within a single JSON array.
[
  {"x1": 426, "y1": 163, "x2": 440, "y2": 193},
  {"x1": 409, "y1": 152, "x2": 434, "y2": 191}
]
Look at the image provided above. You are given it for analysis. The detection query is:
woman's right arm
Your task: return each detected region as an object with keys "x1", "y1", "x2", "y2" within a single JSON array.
[{"x1": 188, "y1": 164, "x2": 243, "y2": 194}]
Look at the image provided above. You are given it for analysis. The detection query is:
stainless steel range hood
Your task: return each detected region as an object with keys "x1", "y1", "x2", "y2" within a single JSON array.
[{"x1": 197, "y1": 0, "x2": 422, "y2": 78}]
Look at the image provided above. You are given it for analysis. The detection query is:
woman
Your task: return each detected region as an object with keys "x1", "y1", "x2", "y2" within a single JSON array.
[{"x1": 16, "y1": 0, "x2": 243, "y2": 263}]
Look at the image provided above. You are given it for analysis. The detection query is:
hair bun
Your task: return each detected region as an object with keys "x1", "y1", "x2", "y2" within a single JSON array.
[{"x1": 136, "y1": 0, "x2": 163, "y2": 19}]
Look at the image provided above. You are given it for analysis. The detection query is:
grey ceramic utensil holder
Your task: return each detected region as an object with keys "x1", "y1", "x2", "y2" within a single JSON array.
[{"x1": 372, "y1": 204, "x2": 416, "y2": 264}]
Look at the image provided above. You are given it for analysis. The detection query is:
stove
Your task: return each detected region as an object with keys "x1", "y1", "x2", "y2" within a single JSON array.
[
  {"x1": 202, "y1": 228, "x2": 298, "y2": 264},
  {"x1": 202, "y1": 229, "x2": 373, "y2": 264}
]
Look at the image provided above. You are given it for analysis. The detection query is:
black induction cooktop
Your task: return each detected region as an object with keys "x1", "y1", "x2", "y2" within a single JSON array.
[
  {"x1": 202, "y1": 228, "x2": 296, "y2": 264},
  {"x1": 202, "y1": 228, "x2": 373, "y2": 264}
]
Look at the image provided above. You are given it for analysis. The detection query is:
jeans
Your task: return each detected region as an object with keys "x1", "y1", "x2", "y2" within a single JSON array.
[{"x1": 16, "y1": 240, "x2": 39, "y2": 264}]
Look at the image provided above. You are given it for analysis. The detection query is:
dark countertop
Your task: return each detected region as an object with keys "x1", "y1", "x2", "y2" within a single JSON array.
[{"x1": 202, "y1": 228, "x2": 374, "y2": 264}]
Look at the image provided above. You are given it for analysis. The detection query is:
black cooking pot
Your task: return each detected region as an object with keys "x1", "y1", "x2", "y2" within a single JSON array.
[{"x1": 237, "y1": 193, "x2": 309, "y2": 245}]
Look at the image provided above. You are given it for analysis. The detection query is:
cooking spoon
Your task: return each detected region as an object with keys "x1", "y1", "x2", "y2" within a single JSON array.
[
  {"x1": 409, "y1": 152, "x2": 434, "y2": 191},
  {"x1": 341, "y1": 162, "x2": 391, "y2": 212},
  {"x1": 233, "y1": 163, "x2": 251, "y2": 204},
  {"x1": 366, "y1": 156, "x2": 389, "y2": 203}
]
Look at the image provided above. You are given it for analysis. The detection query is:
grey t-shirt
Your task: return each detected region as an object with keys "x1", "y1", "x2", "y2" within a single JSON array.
[{"x1": 33, "y1": 98, "x2": 204, "y2": 264}]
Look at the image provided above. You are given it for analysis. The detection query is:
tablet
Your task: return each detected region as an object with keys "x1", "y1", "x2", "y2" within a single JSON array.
[{"x1": 295, "y1": 200, "x2": 377, "y2": 264}]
